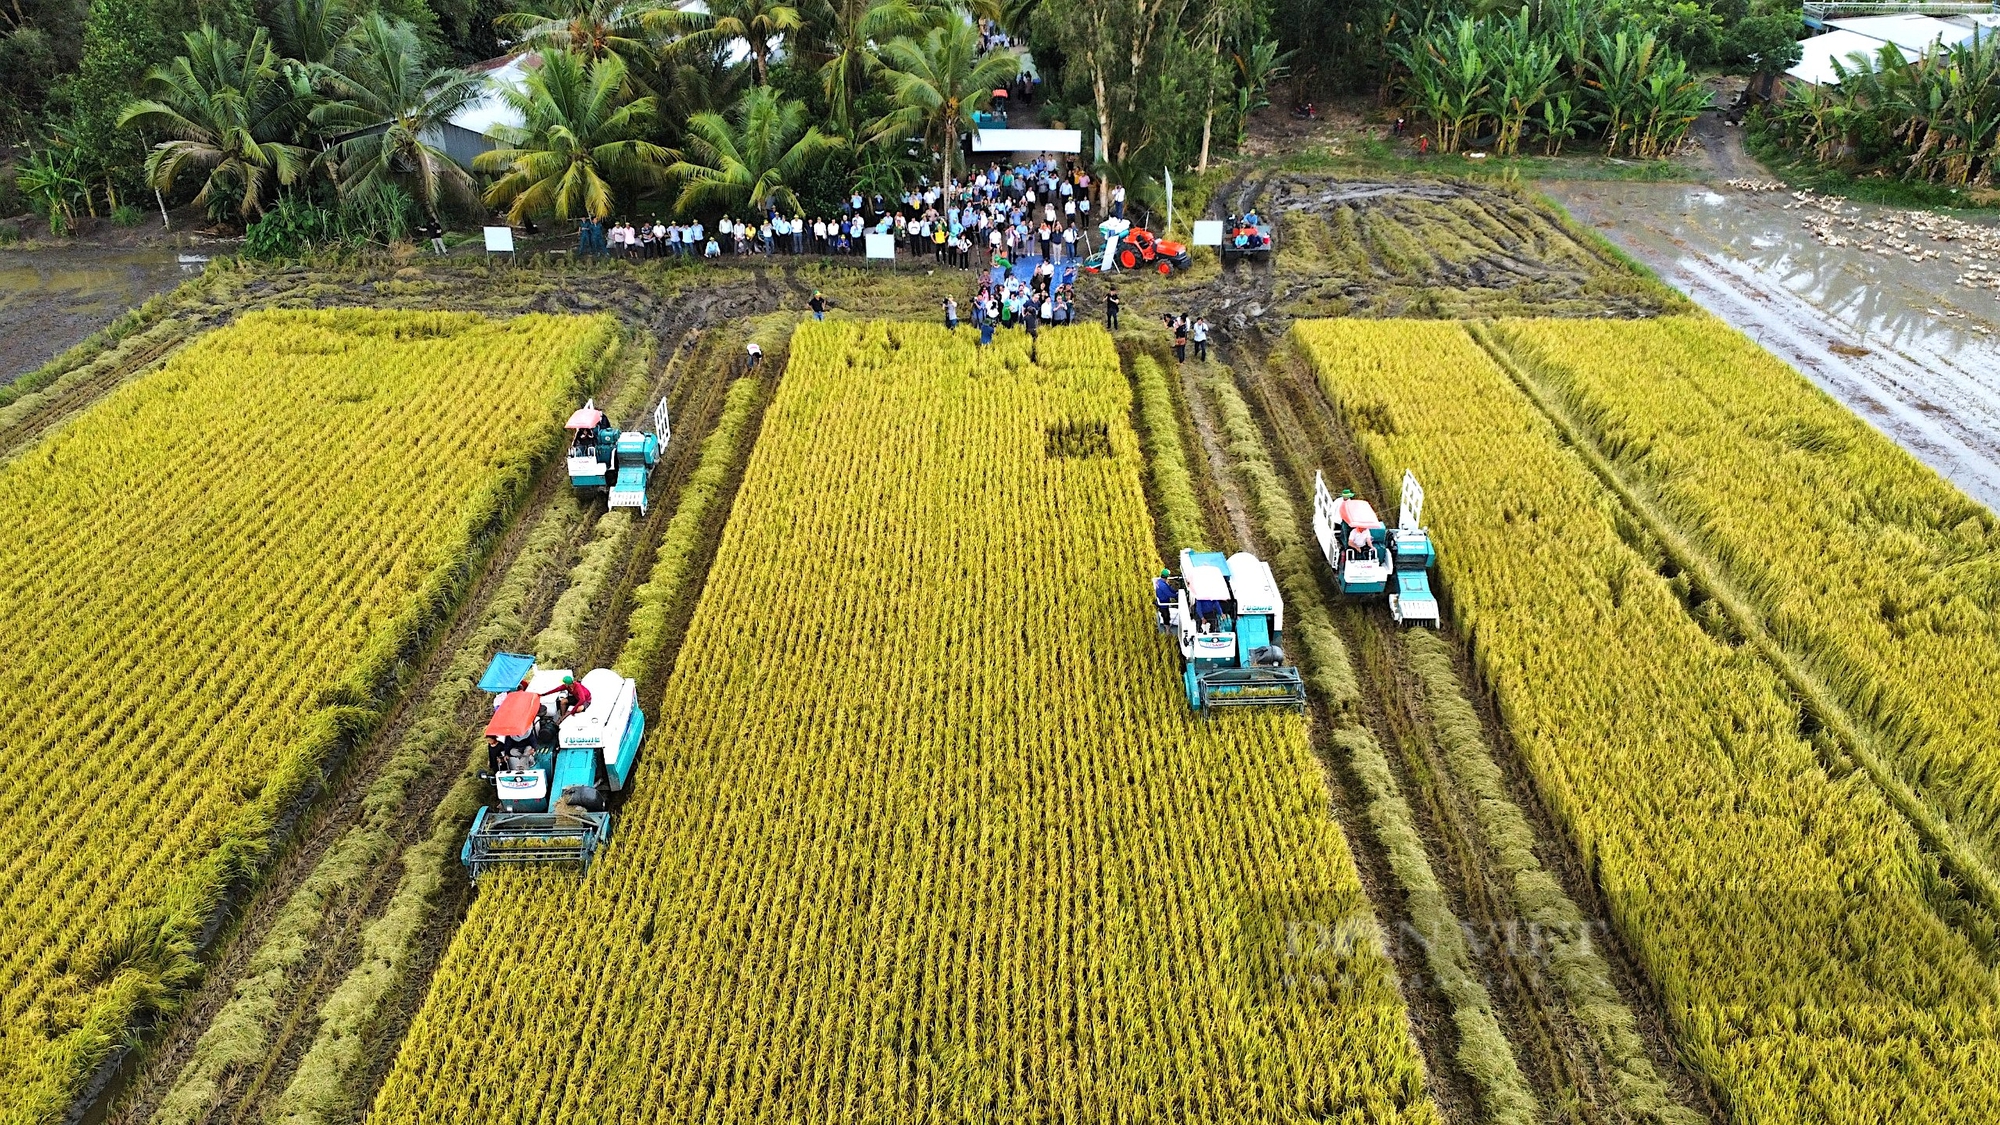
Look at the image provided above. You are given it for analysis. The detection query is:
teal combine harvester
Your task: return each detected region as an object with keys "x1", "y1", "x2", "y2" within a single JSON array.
[
  {"x1": 1152, "y1": 549, "x2": 1308, "y2": 711},
  {"x1": 1311, "y1": 469, "x2": 1438, "y2": 626},
  {"x1": 462, "y1": 653, "x2": 647, "y2": 881},
  {"x1": 565, "y1": 398, "x2": 672, "y2": 514}
]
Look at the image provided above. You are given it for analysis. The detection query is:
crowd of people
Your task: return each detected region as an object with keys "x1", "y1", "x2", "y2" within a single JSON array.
[
  {"x1": 571, "y1": 157, "x2": 1121, "y2": 271},
  {"x1": 953, "y1": 261, "x2": 1085, "y2": 345}
]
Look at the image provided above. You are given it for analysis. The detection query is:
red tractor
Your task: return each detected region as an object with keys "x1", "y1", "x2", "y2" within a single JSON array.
[{"x1": 1114, "y1": 226, "x2": 1193, "y2": 274}]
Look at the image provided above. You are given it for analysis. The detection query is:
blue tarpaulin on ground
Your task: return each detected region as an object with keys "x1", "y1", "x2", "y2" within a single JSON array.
[{"x1": 988, "y1": 254, "x2": 1079, "y2": 289}]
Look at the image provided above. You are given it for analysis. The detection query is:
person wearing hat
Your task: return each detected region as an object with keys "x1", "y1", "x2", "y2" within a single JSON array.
[
  {"x1": 1154, "y1": 568, "x2": 1177, "y2": 630},
  {"x1": 544, "y1": 673, "x2": 592, "y2": 718}
]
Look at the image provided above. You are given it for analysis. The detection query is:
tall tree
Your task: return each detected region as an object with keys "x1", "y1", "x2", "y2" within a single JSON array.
[
  {"x1": 266, "y1": 0, "x2": 358, "y2": 65},
  {"x1": 476, "y1": 49, "x2": 672, "y2": 221},
  {"x1": 653, "y1": 0, "x2": 801, "y2": 85},
  {"x1": 811, "y1": 0, "x2": 933, "y2": 137},
  {"x1": 118, "y1": 25, "x2": 313, "y2": 221},
  {"x1": 666, "y1": 83, "x2": 843, "y2": 213},
  {"x1": 496, "y1": 0, "x2": 657, "y2": 72},
  {"x1": 1034, "y1": 0, "x2": 1198, "y2": 207},
  {"x1": 313, "y1": 14, "x2": 488, "y2": 223},
  {"x1": 866, "y1": 16, "x2": 1017, "y2": 194}
]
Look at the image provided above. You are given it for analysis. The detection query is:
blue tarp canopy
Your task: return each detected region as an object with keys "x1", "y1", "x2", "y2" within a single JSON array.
[{"x1": 478, "y1": 651, "x2": 537, "y2": 693}]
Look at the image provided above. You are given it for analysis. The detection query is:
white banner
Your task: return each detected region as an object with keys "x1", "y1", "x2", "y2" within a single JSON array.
[
  {"x1": 864, "y1": 232, "x2": 897, "y2": 260},
  {"x1": 483, "y1": 225, "x2": 515, "y2": 253},
  {"x1": 1400, "y1": 470, "x2": 1426, "y2": 531},
  {"x1": 1191, "y1": 220, "x2": 1224, "y2": 247}
]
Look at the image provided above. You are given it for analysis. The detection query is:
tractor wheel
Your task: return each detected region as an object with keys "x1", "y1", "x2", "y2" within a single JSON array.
[
  {"x1": 1117, "y1": 247, "x2": 1140, "y2": 270},
  {"x1": 1157, "y1": 261, "x2": 1172, "y2": 276}
]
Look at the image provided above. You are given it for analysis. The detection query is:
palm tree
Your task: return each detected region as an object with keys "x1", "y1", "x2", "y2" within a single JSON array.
[
  {"x1": 476, "y1": 50, "x2": 674, "y2": 222},
  {"x1": 653, "y1": 0, "x2": 802, "y2": 85},
  {"x1": 118, "y1": 26, "x2": 314, "y2": 222},
  {"x1": 267, "y1": 0, "x2": 358, "y2": 66},
  {"x1": 496, "y1": 0, "x2": 659, "y2": 75},
  {"x1": 866, "y1": 18, "x2": 1018, "y2": 195},
  {"x1": 313, "y1": 15, "x2": 490, "y2": 225},
  {"x1": 813, "y1": 0, "x2": 934, "y2": 137},
  {"x1": 666, "y1": 84, "x2": 843, "y2": 213}
]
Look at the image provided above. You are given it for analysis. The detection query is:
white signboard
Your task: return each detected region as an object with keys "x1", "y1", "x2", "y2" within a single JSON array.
[
  {"x1": 483, "y1": 225, "x2": 515, "y2": 253},
  {"x1": 1191, "y1": 220, "x2": 1225, "y2": 247},
  {"x1": 1400, "y1": 470, "x2": 1425, "y2": 531},
  {"x1": 864, "y1": 232, "x2": 896, "y2": 260}
]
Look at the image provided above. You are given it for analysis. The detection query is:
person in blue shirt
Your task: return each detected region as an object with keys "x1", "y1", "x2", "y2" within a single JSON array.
[{"x1": 1153, "y1": 568, "x2": 1176, "y2": 629}]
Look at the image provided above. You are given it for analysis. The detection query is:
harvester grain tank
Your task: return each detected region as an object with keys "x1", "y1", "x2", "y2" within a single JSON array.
[
  {"x1": 462, "y1": 652, "x2": 646, "y2": 881},
  {"x1": 566, "y1": 398, "x2": 671, "y2": 514},
  {"x1": 1152, "y1": 549, "x2": 1308, "y2": 711}
]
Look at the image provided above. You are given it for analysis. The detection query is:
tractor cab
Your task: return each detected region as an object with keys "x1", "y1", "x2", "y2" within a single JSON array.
[
  {"x1": 462, "y1": 653, "x2": 649, "y2": 882},
  {"x1": 1312, "y1": 472, "x2": 1392, "y2": 597},
  {"x1": 1153, "y1": 549, "x2": 1307, "y2": 711}
]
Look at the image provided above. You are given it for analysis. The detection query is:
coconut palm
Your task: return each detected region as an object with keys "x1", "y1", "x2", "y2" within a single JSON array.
[
  {"x1": 666, "y1": 84, "x2": 844, "y2": 213},
  {"x1": 267, "y1": 0, "x2": 358, "y2": 66},
  {"x1": 813, "y1": 0, "x2": 934, "y2": 137},
  {"x1": 118, "y1": 26, "x2": 315, "y2": 222},
  {"x1": 865, "y1": 17, "x2": 1018, "y2": 193},
  {"x1": 496, "y1": 0, "x2": 659, "y2": 74},
  {"x1": 653, "y1": 0, "x2": 802, "y2": 85},
  {"x1": 476, "y1": 50, "x2": 673, "y2": 222},
  {"x1": 313, "y1": 15, "x2": 490, "y2": 225}
]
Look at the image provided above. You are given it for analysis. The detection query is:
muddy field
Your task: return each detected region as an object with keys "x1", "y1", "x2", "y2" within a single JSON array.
[
  {"x1": 1548, "y1": 179, "x2": 2000, "y2": 510},
  {"x1": 0, "y1": 248, "x2": 194, "y2": 383},
  {"x1": 1251, "y1": 175, "x2": 1675, "y2": 320}
]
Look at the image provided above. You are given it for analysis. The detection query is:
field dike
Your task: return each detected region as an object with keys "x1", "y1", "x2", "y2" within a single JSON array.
[
  {"x1": 86, "y1": 270, "x2": 777, "y2": 1125},
  {"x1": 1160, "y1": 324, "x2": 1717, "y2": 1125},
  {"x1": 1466, "y1": 321, "x2": 2000, "y2": 947}
]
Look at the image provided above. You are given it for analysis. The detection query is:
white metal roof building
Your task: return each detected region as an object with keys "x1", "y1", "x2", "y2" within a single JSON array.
[{"x1": 1787, "y1": 12, "x2": 1993, "y2": 84}]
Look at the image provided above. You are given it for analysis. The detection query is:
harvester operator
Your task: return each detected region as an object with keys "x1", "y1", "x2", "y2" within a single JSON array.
[
  {"x1": 1347, "y1": 525, "x2": 1374, "y2": 558},
  {"x1": 1154, "y1": 569, "x2": 1176, "y2": 628},
  {"x1": 544, "y1": 674, "x2": 592, "y2": 718}
]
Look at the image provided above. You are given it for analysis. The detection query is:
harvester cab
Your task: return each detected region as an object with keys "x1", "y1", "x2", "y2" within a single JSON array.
[
  {"x1": 567, "y1": 398, "x2": 671, "y2": 514},
  {"x1": 1152, "y1": 549, "x2": 1308, "y2": 711},
  {"x1": 1312, "y1": 471, "x2": 1392, "y2": 598},
  {"x1": 1387, "y1": 470, "x2": 1439, "y2": 627},
  {"x1": 462, "y1": 653, "x2": 648, "y2": 882},
  {"x1": 565, "y1": 401, "x2": 618, "y2": 489}
]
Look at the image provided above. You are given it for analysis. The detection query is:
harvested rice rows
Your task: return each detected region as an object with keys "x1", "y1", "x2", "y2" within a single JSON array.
[
  {"x1": 371, "y1": 322, "x2": 1439, "y2": 1124},
  {"x1": 1297, "y1": 318, "x2": 2000, "y2": 1123},
  {"x1": 0, "y1": 309, "x2": 616, "y2": 1120}
]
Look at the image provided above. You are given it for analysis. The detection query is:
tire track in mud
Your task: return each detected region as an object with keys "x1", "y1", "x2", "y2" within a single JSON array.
[{"x1": 90, "y1": 276, "x2": 772, "y2": 1125}]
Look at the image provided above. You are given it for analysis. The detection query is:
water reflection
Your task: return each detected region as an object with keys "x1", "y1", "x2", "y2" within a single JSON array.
[{"x1": 0, "y1": 248, "x2": 192, "y2": 383}]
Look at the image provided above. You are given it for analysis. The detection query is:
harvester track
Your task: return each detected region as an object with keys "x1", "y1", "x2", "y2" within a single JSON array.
[
  {"x1": 1220, "y1": 323, "x2": 1720, "y2": 1125},
  {"x1": 92, "y1": 276, "x2": 774, "y2": 1125}
]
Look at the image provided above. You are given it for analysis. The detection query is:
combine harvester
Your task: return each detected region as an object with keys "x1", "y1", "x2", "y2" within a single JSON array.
[
  {"x1": 1152, "y1": 549, "x2": 1308, "y2": 711},
  {"x1": 565, "y1": 398, "x2": 672, "y2": 514},
  {"x1": 1312, "y1": 470, "x2": 1439, "y2": 626},
  {"x1": 462, "y1": 653, "x2": 646, "y2": 881}
]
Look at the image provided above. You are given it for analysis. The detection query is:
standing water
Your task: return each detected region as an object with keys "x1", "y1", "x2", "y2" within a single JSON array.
[
  {"x1": 0, "y1": 248, "x2": 195, "y2": 386},
  {"x1": 1545, "y1": 180, "x2": 2000, "y2": 511}
]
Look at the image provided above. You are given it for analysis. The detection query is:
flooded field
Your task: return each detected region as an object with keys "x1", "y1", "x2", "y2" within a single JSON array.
[
  {"x1": 1545, "y1": 179, "x2": 2000, "y2": 510},
  {"x1": 0, "y1": 249, "x2": 194, "y2": 384}
]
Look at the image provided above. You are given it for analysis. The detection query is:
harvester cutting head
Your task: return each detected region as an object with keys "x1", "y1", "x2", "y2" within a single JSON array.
[
  {"x1": 462, "y1": 655, "x2": 647, "y2": 882},
  {"x1": 1151, "y1": 549, "x2": 1308, "y2": 712}
]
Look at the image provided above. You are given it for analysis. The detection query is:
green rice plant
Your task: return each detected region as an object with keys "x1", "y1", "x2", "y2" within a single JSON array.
[
  {"x1": 1297, "y1": 317, "x2": 2000, "y2": 1124},
  {"x1": 371, "y1": 322, "x2": 1440, "y2": 1124}
]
